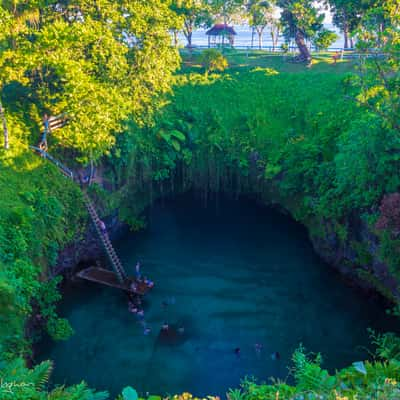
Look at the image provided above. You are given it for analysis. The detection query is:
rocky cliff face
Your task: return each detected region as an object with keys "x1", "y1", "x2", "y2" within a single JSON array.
[
  {"x1": 55, "y1": 210, "x2": 127, "y2": 277},
  {"x1": 310, "y1": 217, "x2": 399, "y2": 302}
]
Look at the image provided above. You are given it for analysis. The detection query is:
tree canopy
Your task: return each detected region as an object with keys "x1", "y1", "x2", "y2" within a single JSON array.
[
  {"x1": 0, "y1": 0, "x2": 181, "y2": 163},
  {"x1": 277, "y1": 0, "x2": 338, "y2": 61},
  {"x1": 171, "y1": 0, "x2": 213, "y2": 47}
]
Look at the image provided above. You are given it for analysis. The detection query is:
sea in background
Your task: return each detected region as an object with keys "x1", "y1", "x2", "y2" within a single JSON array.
[{"x1": 176, "y1": 23, "x2": 346, "y2": 50}]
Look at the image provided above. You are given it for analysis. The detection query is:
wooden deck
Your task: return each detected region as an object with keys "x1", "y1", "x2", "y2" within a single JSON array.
[{"x1": 76, "y1": 267, "x2": 152, "y2": 295}]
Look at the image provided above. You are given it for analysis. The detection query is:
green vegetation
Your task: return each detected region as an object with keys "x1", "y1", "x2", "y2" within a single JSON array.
[
  {"x1": 199, "y1": 49, "x2": 229, "y2": 74},
  {"x1": 0, "y1": 0, "x2": 400, "y2": 399},
  {"x1": 0, "y1": 147, "x2": 85, "y2": 357},
  {"x1": 278, "y1": 0, "x2": 337, "y2": 62},
  {"x1": 179, "y1": 50, "x2": 357, "y2": 74}
]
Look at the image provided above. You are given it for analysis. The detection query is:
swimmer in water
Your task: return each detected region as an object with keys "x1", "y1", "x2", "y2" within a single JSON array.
[
  {"x1": 161, "y1": 322, "x2": 169, "y2": 331},
  {"x1": 271, "y1": 351, "x2": 281, "y2": 360},
  {"x1": 234, "y1": 347, "x2": 241, "y2": 357},
  {"x1": 144, "y1": 327, "x2": 151, "y2": 335},
  {"x1": 254, "y1": 343, "x2": 263, "y2": 354},
  {"x1": 135, "y1": 262, "x2": 141, "y2": 280},
  {"x1": 178, "y1": 327, "x2": 185, "y2": 335}
]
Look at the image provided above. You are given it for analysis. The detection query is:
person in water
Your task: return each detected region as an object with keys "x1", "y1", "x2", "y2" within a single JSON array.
[
  {"x1": 271, "y1": 351, "x2": 280, "y2": 360},
  {"x1": 161, "y1": 322, "x2": 169, "y2": 332},
  {"x1": 254, "y1": 343, "x2": 263, "y2": 354},
  {"x1": 137, "y1": 309, "x2": 144, "y2": 318},
  {"x1": 130, "y1": 281, "x2": 137, "y2": 293},
  {"x1": 135, "y1": 262, "x2": 141, "y2": 279},
  {"x1": 178, "y1": 327, "x2": 185, "y2": 335},
  {"x1": 128, "y1": 302, "x2": 138, "y2": 314},
  {"x1": 144, "y1": 327, "x2": 151, "y2": 335},
  {"x1": 234, "y1": 347, "x2": 241, "y2": 357}
]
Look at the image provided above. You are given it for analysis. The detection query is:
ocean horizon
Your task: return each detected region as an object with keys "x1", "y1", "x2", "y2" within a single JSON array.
[{"x1": 176, "y1": 23, "x2": 346, "y2": 50}]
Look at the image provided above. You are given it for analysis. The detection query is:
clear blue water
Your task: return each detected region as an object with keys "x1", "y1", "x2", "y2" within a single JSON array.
[{"x1": 39, "y1": 194, "x2": 398, "y2": 398}]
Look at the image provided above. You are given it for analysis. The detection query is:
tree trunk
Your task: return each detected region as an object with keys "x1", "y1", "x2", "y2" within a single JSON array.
[
  {"x1": 222, "y1": 4, "x2": 227, "y2": 46},
  {"x1": 184, "y1": 20, "x2": 193, "y2": 48},
  {"x1": 0, "y1": 99, "x2": 9, "y2": 150},
  {"x1": 295, "y1": 30, "x2": 311, "y2": 62},
  {"x1": 350, "y1": 36, "x2": 354, "y2": 49},
  {"x1": 251, "y1": 27, "x2": 255, "y2": 48},
  {"x1": 271, "y1": 31, "x2": 276, "y2": 51},
  {"x1": 275, "y1": 27, "x2": 280, "y2": 50},
  {"x1": 343, "y1": 24, "x2": 349, "y2": 49},
  {"x1": 257, "y1": 30, "x2": 262, "y2": 50}
]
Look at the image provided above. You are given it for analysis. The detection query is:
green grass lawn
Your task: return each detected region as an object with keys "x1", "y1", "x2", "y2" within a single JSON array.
[{"x1": 179, "y1": 48, "x2": 358, "y2": 75}]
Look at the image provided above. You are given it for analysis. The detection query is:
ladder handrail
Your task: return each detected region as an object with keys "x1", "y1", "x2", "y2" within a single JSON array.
[
  {"x1": 30, "y1": 146, "x2": 128, "y2": 283},
  {"x1": 82, "y1": 192, "x2": 128, "y2": 283},
  {"x1": 30, "y1": 146, "x2": 74, "y2": 179}
]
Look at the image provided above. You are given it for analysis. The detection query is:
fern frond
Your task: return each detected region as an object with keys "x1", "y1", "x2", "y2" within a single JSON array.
[
  {"x1": 64, "y1": 382, "x2": 109, "y2": 400},
  {"x1": 27, "y1": 360, "x2": 53, "y2": 390}
]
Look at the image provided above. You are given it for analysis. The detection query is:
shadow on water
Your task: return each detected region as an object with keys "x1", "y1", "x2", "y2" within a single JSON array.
[{"x1": 37, "y1": 192, "x2": 400, "y2": 398}]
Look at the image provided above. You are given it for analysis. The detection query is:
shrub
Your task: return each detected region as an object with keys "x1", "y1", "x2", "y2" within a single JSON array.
[
  {"x1": 313, "y1": 29, "x2": 339, "y2": 50},
  {"x1": 199, "y1": 49, "x2": 228, "y2": 74}
]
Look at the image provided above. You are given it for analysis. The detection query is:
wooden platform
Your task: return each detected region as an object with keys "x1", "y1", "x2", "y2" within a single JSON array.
[{"x1": 76, "y1": 267, "x2": 151, "y2": 295}]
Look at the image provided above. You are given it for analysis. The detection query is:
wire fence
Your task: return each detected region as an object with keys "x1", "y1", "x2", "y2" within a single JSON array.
[{"x1": 181, "y1": 44, "x2": 357, "y2": 52}]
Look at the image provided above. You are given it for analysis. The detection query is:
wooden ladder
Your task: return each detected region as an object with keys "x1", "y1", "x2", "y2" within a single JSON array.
[
  {"x1": 82, "y1": 192, "x2": 127, "y2": 283},
  {"x1": 30, "y1": 146, "x2": 128, "y2": 283}
]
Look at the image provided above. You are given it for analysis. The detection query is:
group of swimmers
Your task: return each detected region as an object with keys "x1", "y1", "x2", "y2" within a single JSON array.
[
  {"x1": 127, "y1": 266, "x2": 186, "y2": 338},
  {"x1": 128, "y1": 294, "x2": 184, "y2": 337},
  {"x1": 132, "y1": 262, "x2": 154, "y2": 289},
  {"x1": 127, "y1": 261, "x2": 159, "y2": 335}
]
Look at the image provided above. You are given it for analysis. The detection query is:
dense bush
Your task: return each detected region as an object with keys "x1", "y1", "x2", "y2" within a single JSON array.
[
  {"x1": 0, "y1": 148, "x2": 86, "y2": 360},
  {"x1": 199, "y1": 49, "x2": 229, "y2": 74}
]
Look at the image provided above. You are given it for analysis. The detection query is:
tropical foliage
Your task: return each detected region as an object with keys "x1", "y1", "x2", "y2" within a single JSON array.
[
  {"x1": 0, "y1": 0, "x2": 180, "y2": 163},
  {"x1": 200, "y1": 49, "x2": 229, "y2": 73},
  {"x1": 1, "y1": 1, "x2": 400, "y2": 400}
]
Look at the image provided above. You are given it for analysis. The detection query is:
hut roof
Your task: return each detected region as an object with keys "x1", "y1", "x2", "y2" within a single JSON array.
[{"x1": 206, "y1": 24, "x2": 237, "y2": 36}]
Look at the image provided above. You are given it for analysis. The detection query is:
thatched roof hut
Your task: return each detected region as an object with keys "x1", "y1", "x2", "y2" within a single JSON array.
[{"x1": 206, "y1": 24, "x2": 237, "y2": 47}]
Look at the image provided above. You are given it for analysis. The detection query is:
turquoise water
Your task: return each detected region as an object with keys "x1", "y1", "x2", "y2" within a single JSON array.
[{"x1": 39, "y1": 194, "x2": 398, "y2": 397}]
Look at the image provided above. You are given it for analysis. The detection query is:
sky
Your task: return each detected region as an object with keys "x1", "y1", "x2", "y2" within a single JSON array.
[{"x1": 274, "y1": 3, "x2": 333, "y2": 24}]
